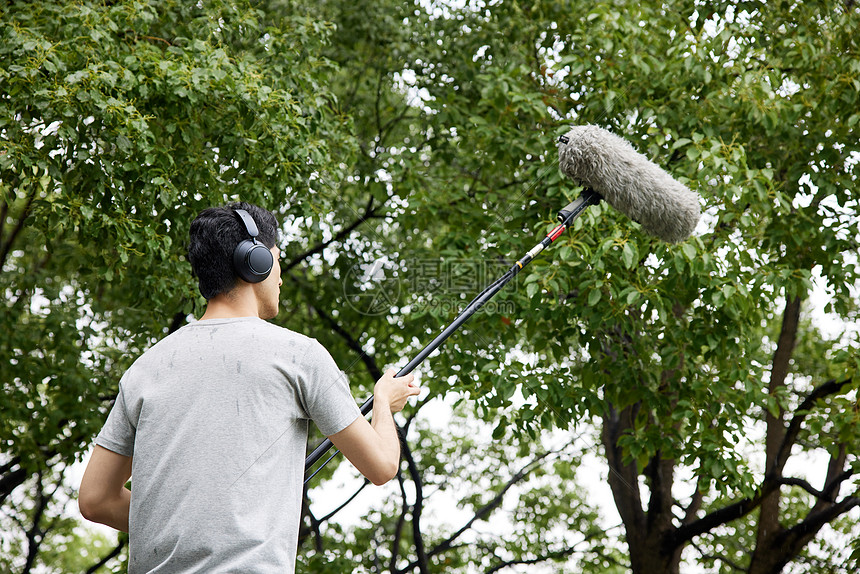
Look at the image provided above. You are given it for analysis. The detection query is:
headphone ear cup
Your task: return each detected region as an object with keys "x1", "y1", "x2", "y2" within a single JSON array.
[{"x1": 233, "y1": 239, "x2": 273, "y2": 283}]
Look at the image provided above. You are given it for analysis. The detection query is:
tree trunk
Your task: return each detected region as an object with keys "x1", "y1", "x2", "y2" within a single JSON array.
[
  {"x1": 603, "y1": 404, "x2": 683, "y2": 574},
  {"x1": 750, "y1": 296, "x2": 801, "y2": 573}
]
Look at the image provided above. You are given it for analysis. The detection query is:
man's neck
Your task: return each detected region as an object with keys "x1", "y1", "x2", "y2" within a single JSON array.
[{"x1": 199, "y1": 289, "x2": 259, "y2": 321}]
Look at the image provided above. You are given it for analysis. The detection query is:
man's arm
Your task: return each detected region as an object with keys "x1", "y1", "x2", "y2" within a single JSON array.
[
  {"x1": 78, "y1": 445, "x2": 132, "y2": 532},
  {"x1": 328, "y1": 369, "x2": 419, "y2": 485}
]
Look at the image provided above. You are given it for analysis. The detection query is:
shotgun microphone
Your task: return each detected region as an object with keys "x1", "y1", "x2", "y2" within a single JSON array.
[{"x1": 558, "y1": 125, "x2": 701, "y2": 243}]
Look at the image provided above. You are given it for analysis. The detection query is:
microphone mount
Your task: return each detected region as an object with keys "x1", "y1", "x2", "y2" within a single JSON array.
[{"x1": 558, "y1": 188, "x2": 602, "y2": 225}]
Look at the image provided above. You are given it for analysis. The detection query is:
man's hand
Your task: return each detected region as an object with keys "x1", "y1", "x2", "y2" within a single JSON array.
[
  {"x1": 373, "y1": 369, "x2": 420, "y2": 413},
  {"x1": 327, "y1": 369, "x2": 420, "y2": 485}
]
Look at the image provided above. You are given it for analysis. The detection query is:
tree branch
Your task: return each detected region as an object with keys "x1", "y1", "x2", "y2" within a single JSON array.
[
  {"x1": 690, "y1": 540, "x2": 746, "y2": 572},
  {"x1": 756, "y1": 443, "x2": 857, "y2": 570},
  {"x1": 396, "y1": 450, "x2": 553, "y2": 573},
  {"x1": 683, "y1": 487, "x2": 704, "y2": 525},
  {"x1": 792, "y1": 495, "x2": 860, "y2": 538},
  {"x1": 0, "y1": 198, "x2": 9, "y2": 239},
  {"x1": 601, "y1": 404, "x2": 645, "y2": 534},
  {"x1": 401, "y1": 439, "x2": 429, "y2": 574},
  {"x1": 85, "y1": 537, "x2": 127, "y2": 573},
  {"x1": 0, "y1": 186, "x2": 38, "y2": 270},
  {"x1": 1, "y1": 445, "x2": 62, "y2": 507},
  {"x1": 0, "y1": 456, "x2": 20, "y2": 476},
  {"x1": 22, "y1": 469, "x2": 49, "y2": 574},
  {"x1": 484, "y1": 539, "x2": 595, "y2": 574},
  {"x1": 773, "y1": 378, "x2": 854, "y2": 475},
  {"x1": 307, "y1": 297, "x2": 383, "y2": 382},
  {"x1": 318, "y1": 479, "x2": 371, "y2": 523},
  {"x1": 776, "y1": 477, "x2": 830, "y2": 500},
  {"x1": 307, "y1": 506, "x2": 324, "y2": 553},
  {"x1": 378, "y1": 103, "x2": 419, "y2": 149},
  {"x1": 374, "y1": 67, "x2": 386, "y2": 143},
  {"x1": 298, "y1": 485, "x2": 324, "y2": 554},
  {"x1": 137, "y1": 34, "x2": 173, "y2": 46},
  {"x1": 755, "y1": 294, "x2": 803, "y2": 558},
  {"x1": 765, "y1": 295, "x2": 802, "y2": 475},
  {"x1": 666, "y1": 484, "x2": 776, "y2": 551},
  {"x1": 390, "y1": 470, "x2": 410, "y2": 574},
  {"x1": 0, "y1": 464, "x2": 28, "y2": 507},
  {"x1": 668, "y1": 393, "x2": 855, "y2": 554},
  {"x1": 772, "y1": 494, "x2": 860, "y2": 569},
  {"x1": 401, "y1": 392, "x2": 435, "y2": 436},
  {"x1": 817, "y1": 444, "x2": 850, "y2": 505},
  {"x1": 282, "y1": 195, "x2": 380, "y2": 273}
]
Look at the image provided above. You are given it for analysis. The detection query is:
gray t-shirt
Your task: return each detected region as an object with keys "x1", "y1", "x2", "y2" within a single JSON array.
[{"x1": 95, "y1": 317, "x2": 361, "y2": 573}]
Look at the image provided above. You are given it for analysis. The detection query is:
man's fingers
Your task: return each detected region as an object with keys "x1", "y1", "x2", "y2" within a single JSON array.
[{"x1": 378, "y1": 368, "x2": 419, "y2": 400}]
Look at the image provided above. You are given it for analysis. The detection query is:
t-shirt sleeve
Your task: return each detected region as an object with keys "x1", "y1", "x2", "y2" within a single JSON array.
[
  {"x1": 94, "y1": 380, "x2": 135, "y2": 457},
  {"x1": 296, "y1": 338, "x2": 362, "y2": 437}
]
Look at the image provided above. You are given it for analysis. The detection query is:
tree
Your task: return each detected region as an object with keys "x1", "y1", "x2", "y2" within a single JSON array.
[
  {"x1": 289, "y1": 0, "x2": 860, "y2": 572},
  {"x1": 1, "y1": 1, "x2": 352, "y2": 571},
  {"x1": 2, "y1": 0, "x2": 858, "y2": 573}
]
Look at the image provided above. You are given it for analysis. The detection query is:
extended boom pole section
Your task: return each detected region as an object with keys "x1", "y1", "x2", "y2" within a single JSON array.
[{"x1": 304, "y1": 188, "x2": 602, "y2": 484}]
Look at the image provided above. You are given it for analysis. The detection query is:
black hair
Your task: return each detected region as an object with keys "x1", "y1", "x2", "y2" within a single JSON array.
[{"x1": 187, "y1": 202, "x2": 279, "y2": 299}]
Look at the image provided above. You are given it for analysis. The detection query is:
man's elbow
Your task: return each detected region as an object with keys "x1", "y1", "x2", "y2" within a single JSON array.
[
  {"x1": 78, "y1": 484, "x2": 112, "y2": 525},
  {"x1": 78, "y1": 489, "x2": 101, "y2": 523},
  {"x1": 367, "y1": 459, "x2": 399, "y2": 486}
]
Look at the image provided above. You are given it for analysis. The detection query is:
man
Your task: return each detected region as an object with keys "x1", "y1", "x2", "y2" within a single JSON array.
[{"x1": 79, "y1": 202, "x2": 419, "y2": 573}]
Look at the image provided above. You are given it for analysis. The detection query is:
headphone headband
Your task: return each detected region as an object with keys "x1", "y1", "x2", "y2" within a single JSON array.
[{"x1": 233, "y1": 209, "x2": 260, "y2": 240}]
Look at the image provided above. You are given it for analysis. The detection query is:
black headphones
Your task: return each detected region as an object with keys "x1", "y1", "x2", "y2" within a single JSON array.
[{"x1": 232, "y1": 209, "x2": 274, "y2": 283}]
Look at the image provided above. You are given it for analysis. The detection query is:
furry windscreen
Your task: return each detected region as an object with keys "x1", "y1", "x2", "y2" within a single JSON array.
[{"x1": 558, "y1": 125, "x2": 701, "y2": 243}]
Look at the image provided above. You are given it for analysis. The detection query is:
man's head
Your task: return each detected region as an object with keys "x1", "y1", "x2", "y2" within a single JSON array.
[{"x1": 188, "y1": 203, "x2": 281, "y2": 315}]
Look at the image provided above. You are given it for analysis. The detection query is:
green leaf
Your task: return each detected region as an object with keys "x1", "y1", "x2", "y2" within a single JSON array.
[
  {"x1": 621, "y1": 242, "x2": 637, "y2": 269},
  {"x1": 625, "y1": 289, "x2": 639, "y2": 305},
  {"x1": 681, "y1": 242, "x2": 696, "y2": 261}
]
